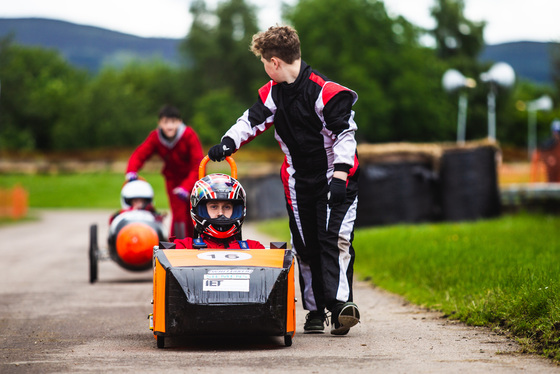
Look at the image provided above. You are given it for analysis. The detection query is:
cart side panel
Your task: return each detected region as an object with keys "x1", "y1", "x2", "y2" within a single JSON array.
[
  {"x1": 153, "y1": 258, "x2": 166, "y2": 333},
  {"x1": 286, "y1": 257, "x2": 296, "y2": 337}
]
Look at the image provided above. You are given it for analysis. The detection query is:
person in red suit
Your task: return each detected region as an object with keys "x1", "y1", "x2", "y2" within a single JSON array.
[
  {"x1": 126, "y1": 105, "x2": 203, "y2": 238},
  {"x1": 173, "y1": 173, "x2": 264, "y2": 249}
]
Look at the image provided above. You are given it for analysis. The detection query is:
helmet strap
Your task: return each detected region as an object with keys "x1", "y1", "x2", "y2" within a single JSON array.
[{"x1": 193, "y1": 238, "x2": 207, "y2": 249}]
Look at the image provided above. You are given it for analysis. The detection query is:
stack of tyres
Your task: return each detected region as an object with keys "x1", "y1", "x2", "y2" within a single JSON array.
[{"x1": 151, "y1": 242, "x2": 296, "y2": 348}]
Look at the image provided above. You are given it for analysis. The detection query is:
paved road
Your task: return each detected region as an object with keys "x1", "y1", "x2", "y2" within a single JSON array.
[{"x1": 1, "y1": 210, "x2": 558, "y2": 373}]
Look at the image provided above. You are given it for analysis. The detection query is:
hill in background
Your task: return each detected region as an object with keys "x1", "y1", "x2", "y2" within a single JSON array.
[
  {"x1": 0, "y1": 18, "x2": 182, "y2": 72},
  {"x1": 0, "y1": 17, "x2": 556, "y2": 84},
  {"x1": 479, "y1": 41, "x2": 556, "y2": 84}
]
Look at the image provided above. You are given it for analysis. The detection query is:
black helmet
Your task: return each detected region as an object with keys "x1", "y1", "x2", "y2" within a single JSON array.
[{"x1": 190, "y1": 173, "x2": 246, "y2": 239}]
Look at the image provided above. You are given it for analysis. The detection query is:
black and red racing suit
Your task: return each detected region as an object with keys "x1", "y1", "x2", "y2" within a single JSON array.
[{"x1": 223, "y1": 61, "x2": 360, "y2": 313}]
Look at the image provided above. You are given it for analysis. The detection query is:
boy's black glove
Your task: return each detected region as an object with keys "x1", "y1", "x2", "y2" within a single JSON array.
[
  {"x1": 208, "y1": 137, "x2": 235, "y2": 161},
  {"x1": 328, "y1": 177, "x2": 347, "y2": 207}
]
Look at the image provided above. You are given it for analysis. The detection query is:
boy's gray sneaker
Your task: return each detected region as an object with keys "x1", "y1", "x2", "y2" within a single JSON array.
[
  {"x1": 304, "y1": 310, "x2": 326, "y2": 333},
  {"x1": 330, "y1": 302, "x2": 360, "y2": 335}
]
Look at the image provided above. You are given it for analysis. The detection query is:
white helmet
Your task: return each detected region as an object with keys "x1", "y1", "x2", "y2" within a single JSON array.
[{"x1": 120, "y1": 180, "x2": 154, "y2": 209}]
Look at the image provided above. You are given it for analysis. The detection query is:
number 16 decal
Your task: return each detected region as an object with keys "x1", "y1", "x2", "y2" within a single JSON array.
[{"x1": 197, "y1": 251, "x2": 252, "y2": 261}]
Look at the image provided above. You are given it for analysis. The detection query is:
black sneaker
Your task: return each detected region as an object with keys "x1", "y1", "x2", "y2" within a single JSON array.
[
  {"x1": 304, "y1": 310, "x2": 326, "y2": 333},
  {"x1": 330, "y1": 302, "x2": 360, "y2": 335}
]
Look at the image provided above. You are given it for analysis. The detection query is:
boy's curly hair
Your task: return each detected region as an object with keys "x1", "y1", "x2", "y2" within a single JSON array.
[{"x1": 250, "y1": 25, "x2": 301, "y2": 64}]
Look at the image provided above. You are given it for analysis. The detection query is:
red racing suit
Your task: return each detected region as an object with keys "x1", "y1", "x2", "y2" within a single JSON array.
[
  {"x1": 174, "y1": 236, "x2": 265, "y2": 250},
  {"x1": 127, "y1": 124, "x2": 203, "y2": 238},
  {"x1": 221, "y1": 61, "x2": 360, "y2": 313}
]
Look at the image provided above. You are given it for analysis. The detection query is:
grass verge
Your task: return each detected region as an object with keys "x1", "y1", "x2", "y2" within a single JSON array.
[
  {"x1": 257, "y1": 214, "x2": 560, "y2": 361},
  {"x1": 0, "y1": 173, "x2": 169, "y2": 209},
  {"x1": 0, "y1": 161, "x2": 245, "y2": 210}
]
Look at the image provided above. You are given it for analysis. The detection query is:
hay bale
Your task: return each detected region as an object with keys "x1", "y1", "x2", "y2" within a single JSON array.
[{"x1": 357, "y1": 142, "x2": 443, "y2": 170}]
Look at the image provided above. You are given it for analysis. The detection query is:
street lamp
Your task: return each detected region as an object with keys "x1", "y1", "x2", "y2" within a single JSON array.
[
  {"x1": 442, "y1": 69, "x2": 476, "y2": 144},
  {"x1": 480, "y1": 62, "x2": 516, "y2": 141},
  {"x1": 526, "y1": 95, "x2": 553, "y2": 159}
]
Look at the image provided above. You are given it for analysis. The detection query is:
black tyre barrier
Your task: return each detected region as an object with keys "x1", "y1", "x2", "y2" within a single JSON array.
[
  {"x1": 439, "y1": 146, "x2": 501, "y2": 221},
  {"x1": 238, "y1": 143, "x2": 501, "y2": 227},
  {"x1": 355, "y1": 161, "x2": 438, "y2": 227},
  {"x1": 240, "y1": 175, "x2": 287, "y2": 220}
]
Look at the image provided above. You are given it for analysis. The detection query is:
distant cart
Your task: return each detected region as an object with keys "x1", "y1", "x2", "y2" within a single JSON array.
[{"x1": 89, "y1": 179, "x2": 167, "y2": 283}]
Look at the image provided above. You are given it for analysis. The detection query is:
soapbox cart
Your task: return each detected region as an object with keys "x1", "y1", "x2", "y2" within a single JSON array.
[
  {"x1": 149, "y1": 156, "x2": 296, "y2": 348},
  {"x1": 89, "y1": 179, "x2": 167, "y2": 283}
]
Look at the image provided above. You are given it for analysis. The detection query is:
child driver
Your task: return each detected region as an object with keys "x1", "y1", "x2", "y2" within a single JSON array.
[{"x1": 173, "y1": 173, "x2": 264, "y2": 250}]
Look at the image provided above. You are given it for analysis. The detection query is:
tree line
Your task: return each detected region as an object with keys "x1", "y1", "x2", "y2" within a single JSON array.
[{"x1": 0, "y1": 0, "x2": 559, "y2": 153}]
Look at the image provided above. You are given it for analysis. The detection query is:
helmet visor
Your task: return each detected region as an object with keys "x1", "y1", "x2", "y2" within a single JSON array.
[{"x1": 196, "y1": 200, "x2": 244, "y2": 220}]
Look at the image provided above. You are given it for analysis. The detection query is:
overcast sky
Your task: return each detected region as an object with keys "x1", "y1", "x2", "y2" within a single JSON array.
[{"x1": 0, "y1": 0, "x2": 559, "y2": 45}]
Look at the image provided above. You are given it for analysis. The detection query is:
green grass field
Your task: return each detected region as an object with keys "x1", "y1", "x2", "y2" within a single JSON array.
[
  {"x1": 0, "y1": 161, "x2": 240, "y2": 209},
  {"x1": 258, "y1": 215, "x2": 560, "y2": 361},
  {"x1": 3, "y1": 173, "x2": 560, "y2": 360},
  {"x1": 0, "y1": 173, "x2": 169, "y2": 209}
]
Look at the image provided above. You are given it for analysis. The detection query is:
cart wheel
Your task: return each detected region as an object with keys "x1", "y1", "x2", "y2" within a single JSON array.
[
  {"x1": 89, "y1": 224, "x2": 98, "y2": 284},
  {"x1": 284, "y1": 334, "x2": 292, "y2": 347},
  {"x1": 157, "y1": 335, "x2": 165, "y2": 349}
]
